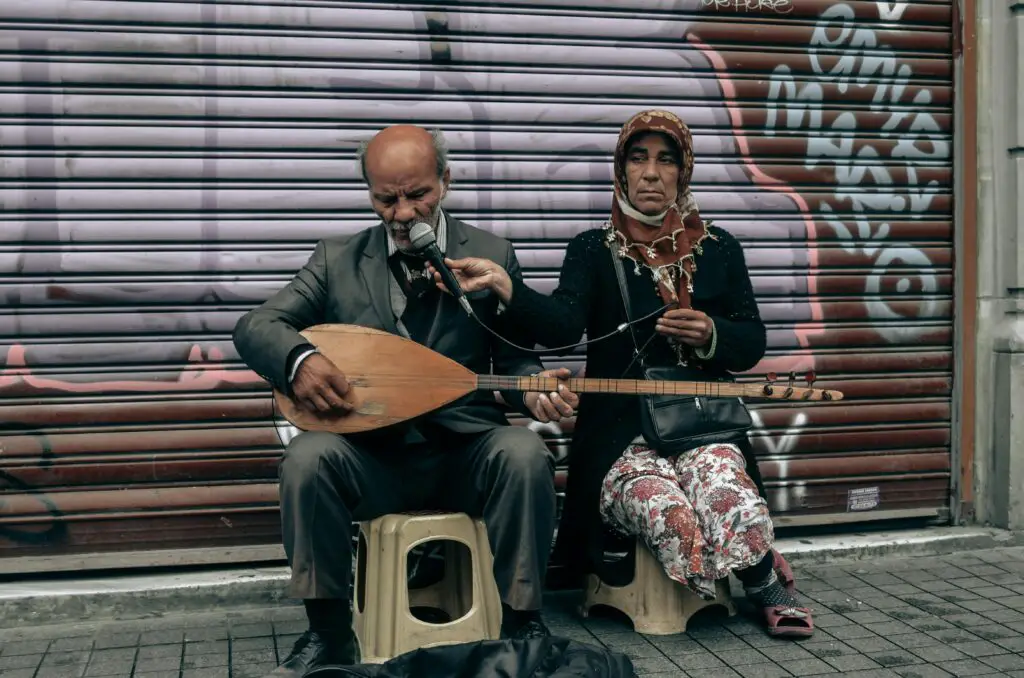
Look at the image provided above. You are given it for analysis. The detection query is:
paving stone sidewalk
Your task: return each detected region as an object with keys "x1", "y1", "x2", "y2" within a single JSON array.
[{"x1": 8, "y1": 547, "x2": 1024, "y2": 677}]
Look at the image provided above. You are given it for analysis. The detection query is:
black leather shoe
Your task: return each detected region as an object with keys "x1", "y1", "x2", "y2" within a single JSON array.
[{"x1": 264, "y1": 630, "x2": 359, "y2": 677}]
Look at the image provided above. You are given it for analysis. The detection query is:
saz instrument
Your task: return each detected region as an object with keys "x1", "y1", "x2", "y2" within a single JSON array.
[{"x1": 273, "y1": 324, "x2": 844, "y2": 434}]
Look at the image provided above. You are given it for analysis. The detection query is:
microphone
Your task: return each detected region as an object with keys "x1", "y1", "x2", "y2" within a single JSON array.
[{"x1": 409, "y1": 221, "x2": 474, "y2": 317}]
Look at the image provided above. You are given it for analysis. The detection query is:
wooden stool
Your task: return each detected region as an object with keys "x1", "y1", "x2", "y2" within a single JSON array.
[
  {"x1": 353, "y1": 512, "x2": 502, "y2": 663},
  {"x1": 580, "y1": 539, "x2": 736, "y2": 635}
]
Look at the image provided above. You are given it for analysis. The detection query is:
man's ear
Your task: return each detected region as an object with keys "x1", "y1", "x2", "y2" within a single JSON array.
[{"x1": 440, "y1": 167, "x2": 452, "y2": 197}]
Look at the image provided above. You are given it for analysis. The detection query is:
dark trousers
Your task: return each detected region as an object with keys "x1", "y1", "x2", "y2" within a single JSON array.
[{"x1": 278, "y1": 426, "x2": 557, "y2": 611}]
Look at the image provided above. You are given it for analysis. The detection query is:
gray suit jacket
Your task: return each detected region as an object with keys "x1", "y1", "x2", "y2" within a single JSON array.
[{"x1": 233, "y1": 214, "x2": 544, "y2": 435}]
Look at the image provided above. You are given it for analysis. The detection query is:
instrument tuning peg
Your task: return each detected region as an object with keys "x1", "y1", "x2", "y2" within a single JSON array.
[
  {"x1": 801, "y1": 371, "x2": 819, "y2": 400},
  {"x1": 762, "y1": 372, "x2": 776, "y2": 396},
  {"x1": 783, "y1": 371, "x2": 795, "y2": 398}
]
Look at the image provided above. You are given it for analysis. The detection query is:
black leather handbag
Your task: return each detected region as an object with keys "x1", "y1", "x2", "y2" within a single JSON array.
[{"x1": 610, "y1": 249, "x2": 753, "y2": 455}]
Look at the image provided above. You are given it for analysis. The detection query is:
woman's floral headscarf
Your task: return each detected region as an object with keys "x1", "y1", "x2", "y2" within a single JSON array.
[{"x1": 605, "y1": 109, "x2": 714, "y2": 310}]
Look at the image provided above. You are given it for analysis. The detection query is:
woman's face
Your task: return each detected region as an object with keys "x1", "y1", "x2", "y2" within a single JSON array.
[{"x1": 624, "y1": 131, "x2": 680, "y2": 216}]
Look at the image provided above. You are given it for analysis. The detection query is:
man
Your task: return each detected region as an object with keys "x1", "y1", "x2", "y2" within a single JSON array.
[{"x1": 233, "y1": 125, "x2": 578, "y2": 677}]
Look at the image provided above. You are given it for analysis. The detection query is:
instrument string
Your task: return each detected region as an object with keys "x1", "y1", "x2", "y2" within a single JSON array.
[{"x1": 477, "y1": 374, "x2": 769, "y2": 398}]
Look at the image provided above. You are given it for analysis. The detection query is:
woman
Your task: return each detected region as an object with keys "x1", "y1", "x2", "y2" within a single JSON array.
[{"x1": 432, "y1": 110, "x2": 812, "y2": 638}]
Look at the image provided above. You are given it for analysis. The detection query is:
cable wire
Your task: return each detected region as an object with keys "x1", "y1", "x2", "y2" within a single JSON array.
[{"x1": 466, "y1": 302, "x2": 672, "y2": 354}]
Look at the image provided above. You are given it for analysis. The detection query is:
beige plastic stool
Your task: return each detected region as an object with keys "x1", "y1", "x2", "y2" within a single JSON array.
[
  {"x1": 580, "y1": 539, "x2": 736, "y2": 635},
  {"x1": 353, "y1": 512, "x2": 502, "y2": 663}
]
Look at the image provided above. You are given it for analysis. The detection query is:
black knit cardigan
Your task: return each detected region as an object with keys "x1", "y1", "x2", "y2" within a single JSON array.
[{"x1": 502, "y1": 226, "x2": 769, "y2": 585}]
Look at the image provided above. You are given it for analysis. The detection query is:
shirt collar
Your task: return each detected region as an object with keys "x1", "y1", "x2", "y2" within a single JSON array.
[{"x1": 385, "y1": 211, "x2": 447, "y2": 258}]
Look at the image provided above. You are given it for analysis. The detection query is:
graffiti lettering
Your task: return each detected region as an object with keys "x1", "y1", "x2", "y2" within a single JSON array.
[
  {"x1": 0, "y1": 343, "x2": 262, "y2": 394},
  {"x1": 876, "y1": 1, "x2": 909, "y2": 21},
  {"x1": 750, "y1": 410, "x2": 808, "y2": 513},
  {"x1": 0, "y1": 424, "x2": 67, "y2": 545},
  {"x1": 701, "y1": 0, "x2": 793, "y2": 13},
  {"x1": 752, "y1": 411, "x2": 807, "y2": 458},
  {"x1": 765, "y1": 2, "x2": 947, "y2": 344},
  {"x1": 0, "y1": 471, "x2": 68, "y2": 545}
]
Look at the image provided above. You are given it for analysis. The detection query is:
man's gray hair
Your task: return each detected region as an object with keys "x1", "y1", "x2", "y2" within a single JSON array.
[{"x1": 356, "y1": 128, "x2": 449, "y2": 184}]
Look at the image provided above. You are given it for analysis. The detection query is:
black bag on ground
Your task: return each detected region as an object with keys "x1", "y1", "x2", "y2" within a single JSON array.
[{"x1": 305, "y1": 636, "x2": 637, "y2": 678}]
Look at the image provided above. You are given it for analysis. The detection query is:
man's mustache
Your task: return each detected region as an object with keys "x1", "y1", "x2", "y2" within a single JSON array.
[{"x1": 385, "y1": 204, "x2": 441, "y2": 239}]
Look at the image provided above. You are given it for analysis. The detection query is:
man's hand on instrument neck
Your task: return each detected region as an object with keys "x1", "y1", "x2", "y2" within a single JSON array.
[
  {"x1": 524, "y1": 367, "x2": 579, "y2": 423},
  {"x1": 426, "y1": 257, "x2": 514, "y2": 304},
  {"x1": 292, "y1": 353, "x2": 355, "y2": 414}
]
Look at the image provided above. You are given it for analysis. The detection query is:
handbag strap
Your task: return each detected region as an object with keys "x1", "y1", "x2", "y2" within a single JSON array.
[{"x1": 609, "y1": 247, "x2": 648, "y2": 369}]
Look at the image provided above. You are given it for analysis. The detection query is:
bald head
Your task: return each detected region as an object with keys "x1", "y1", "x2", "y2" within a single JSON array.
[
  {"x1": 357, "y1": 125, "x2": 448, "y2": 185},
  {"x1": 358, "y1": 125, "x2": 451, "y2": 250}
]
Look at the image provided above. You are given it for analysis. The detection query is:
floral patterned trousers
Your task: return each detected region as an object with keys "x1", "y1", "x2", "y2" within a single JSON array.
[{"x1": 600, "y1": 442, "x2": 774, "y2": 600}]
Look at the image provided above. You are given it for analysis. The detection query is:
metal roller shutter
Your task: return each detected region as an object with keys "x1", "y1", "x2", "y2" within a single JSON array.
[{"x1": 0, "y1": 0, "x2": 955, "y2": 566}]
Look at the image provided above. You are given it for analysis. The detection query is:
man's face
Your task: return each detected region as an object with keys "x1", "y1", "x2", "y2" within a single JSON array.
[
  {"x1": 365, "y1": 139, "x2": 449, "y2": 251},
  {"x1": 624, "y1": 132, "x2": 680, "y2": 216}
]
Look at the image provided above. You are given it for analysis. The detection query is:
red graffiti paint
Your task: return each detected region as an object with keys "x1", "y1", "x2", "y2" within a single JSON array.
[{"x1": 0, "y1": 343, "x2": 264, "y2": 395}]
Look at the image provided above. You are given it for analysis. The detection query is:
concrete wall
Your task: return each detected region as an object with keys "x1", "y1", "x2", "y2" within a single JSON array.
[{"x1": 973, "y1": 0, "x2": 1024, "y2": 528}]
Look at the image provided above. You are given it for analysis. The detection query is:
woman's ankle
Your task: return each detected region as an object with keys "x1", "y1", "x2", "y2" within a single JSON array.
[{"x1": 743, "y1": 572, "x2": 802, "y2": 608}]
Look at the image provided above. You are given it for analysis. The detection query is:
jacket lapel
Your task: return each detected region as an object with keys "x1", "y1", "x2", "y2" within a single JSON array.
[
  {"x1": 443, "y1": 213, "x2": 472, "y2": 262},
  {"x1": 357, "y1": 225, "x2": 400, "y2": 335}
]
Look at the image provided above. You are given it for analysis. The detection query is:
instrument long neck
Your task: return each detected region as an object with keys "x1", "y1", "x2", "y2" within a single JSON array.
[{"x1": 476, "y1": 375, "x2": 747, "y2": 398}]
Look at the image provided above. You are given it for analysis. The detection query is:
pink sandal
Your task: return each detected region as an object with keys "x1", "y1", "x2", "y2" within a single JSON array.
[
  {"x1": 772, "y1": 549, "x2": 796, "y2": 592},
  {"x1": 763, "y1": 604, "x2": 814, "y2": 638},
  {"x1": 763, "y1": 550, "x2": 811, "y2": 637}
]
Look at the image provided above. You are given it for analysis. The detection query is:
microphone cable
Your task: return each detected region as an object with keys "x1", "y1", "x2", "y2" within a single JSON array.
[
  {"x1": 465, "y1": 300, "x2": 673, "y2": 355},
  {"x1": 408, "y1": 221, "x2": 673, "y2": 355}
]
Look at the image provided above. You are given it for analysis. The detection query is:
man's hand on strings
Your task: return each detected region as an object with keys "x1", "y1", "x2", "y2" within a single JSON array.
[
  {"x1": 426, "y1": 257, "x2": 514, "y2": 304},
  {"x1": 656, "y1": 308, "x2": 714, "y2": 348},
  {"x1": 524, "y1": 367, "x2": 580, "y2": 423},
  {"x1": 292, "y1": 353, "x2": 355, "y2": 414}
]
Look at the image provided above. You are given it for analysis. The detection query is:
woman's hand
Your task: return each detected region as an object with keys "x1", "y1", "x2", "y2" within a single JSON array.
[
  {"x1": 426, "y1": 257, "x2": 514, "y2": 304},
  {"x1": 656, "y1": 308, "x2": 714, "y2": 347}
]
